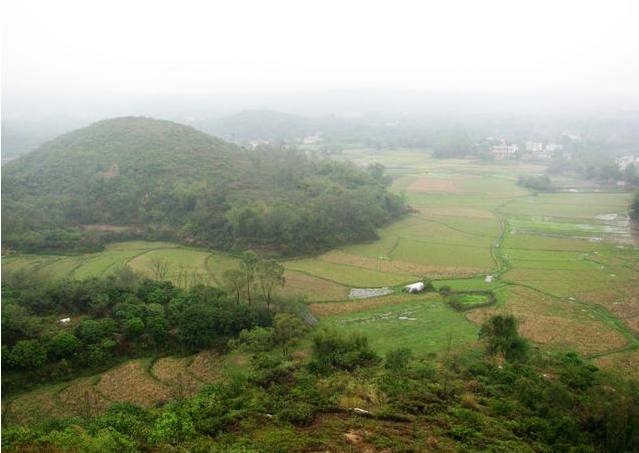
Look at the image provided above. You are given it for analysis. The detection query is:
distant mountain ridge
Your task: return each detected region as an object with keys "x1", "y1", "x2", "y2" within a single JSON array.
[{"x1": 199, "y1": 109, "x2": 316, "y2": 142}]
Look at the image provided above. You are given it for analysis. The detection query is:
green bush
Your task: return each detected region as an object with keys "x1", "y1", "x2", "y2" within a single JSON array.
[
  {"x1": 10, "y1": 339, "x2": 47, "y2": 369},
  {"x1": 384, "y1": 347, "x2": 413, "y2": 371},
  {"x1": 309, "y1": 329, "x2": 379, "y2": 374},
  {"x1": 276, "y1": 401, "x2": 316, "y2": 426}
]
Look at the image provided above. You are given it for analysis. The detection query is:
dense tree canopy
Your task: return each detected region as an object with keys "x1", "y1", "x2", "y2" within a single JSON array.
[{"x1": 2, "y1": 117, "x2": 406, "y2": 255}]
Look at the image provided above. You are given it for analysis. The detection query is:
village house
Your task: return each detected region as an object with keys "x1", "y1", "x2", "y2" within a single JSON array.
[
  {"x1": 491, "y1": 140, "x2": 519, "y2": 159},
  {"x1": 524, "y1": 141, "x2": 563, "y2": 160}
]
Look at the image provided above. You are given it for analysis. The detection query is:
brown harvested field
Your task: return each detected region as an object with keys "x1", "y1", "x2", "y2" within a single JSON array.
[
  {"x1": 310, "y1": 293, "x2": 438, "y2": 316},
  {"x1": 151, "y1": 357, "x2": 203, "y2": 396},
  {"x1": 406, "y1": 177, "x2": 461, "y2": 192},
  {"x1": 594, "y1": 350, "x2": 639, "y2": 381},
  {"x1": 187, "y1": 350, "x2": 223, "y2": 382},
  {"x1": 320, "y1": 251, "x2": 399, "y2": 273},
  {"x1": 5, "y1": 384, "x2": 71, "y2": 425},
  {"x1": 278, "y1": 270, "x2": 349, "y2": 301},
  {"x1": 96, "y1": 359, "x2": 169, "y2": 407},
  {"x1": 58, "y1": 376, "x2": 110, "y2": 417},
  {"x1": 388, "y1": 259, "x2": 482, "y2": 278},
  {"x1": 319, "y1": 251, "x2": 481, "y2": 278},
  {"x1": 577, "y1": 286, "x2": 639, "y2": 334},
  {"x1": 423, "y1": 207, "x2": 496, "y2": 219},
  {"x1": 466, "y1": 286, "x2": 628, "y2": 356}
]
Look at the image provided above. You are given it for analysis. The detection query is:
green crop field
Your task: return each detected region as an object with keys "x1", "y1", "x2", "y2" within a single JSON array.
[
  {"x1": 3, "y1": 150, "x2": 638, "y2": 367},
  {"x1": 323, "y1": 296, "x2": 480, "y2": 354}
]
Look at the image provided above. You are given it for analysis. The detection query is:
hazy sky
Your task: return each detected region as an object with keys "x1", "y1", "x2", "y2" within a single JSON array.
[{"x1": 3, "y1": 0, "x2": 639, "y2": 97}]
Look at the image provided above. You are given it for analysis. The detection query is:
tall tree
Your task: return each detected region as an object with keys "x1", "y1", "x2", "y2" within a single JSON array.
[
  {"x1": 222, "y1": 269, "x2": 244, "y2": 304},
  {"x1": 239, "y1": 250, "x2": 260, "y2": 305},
  {"x1": 256, "y1": 259, "x2": 285, "y2": 308}
]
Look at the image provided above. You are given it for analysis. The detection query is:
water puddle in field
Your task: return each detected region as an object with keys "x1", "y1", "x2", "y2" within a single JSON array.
[
  {"x1": 340, "y1": 307, "x2": 422, "y2": 324},
  {"x1": 349, "y1": 287, "x2": 393, "y2": 299}
]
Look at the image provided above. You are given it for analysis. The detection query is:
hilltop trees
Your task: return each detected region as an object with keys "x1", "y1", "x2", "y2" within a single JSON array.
[{"x1": 2, "y1": 118, "x2": 406, "y2": 256}]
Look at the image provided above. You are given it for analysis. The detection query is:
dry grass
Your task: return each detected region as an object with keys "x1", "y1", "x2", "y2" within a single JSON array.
[
  {"x1": 319, "y1": 251, "x2": 481, "y2": 278},
  {"x1": 595, "y1": 350, "x2": 639, "y2": 381},
  {"x1": 96, "y1": 359, "x2": 169, "y2": 407},
  {"x1": 406, "y1": 177, "x2": 460, "y2": 192},
  {"x1": 577, "y1": 286, "x2": 639, "y2": 334},
  {"x1": 58, "y1": 376, "x2": 110, "y2": 418},
  {"x1": 151, "y1": 357, "x2": 202, "y2": 397},
  {"x1": 310, "y1": 293, "x2": 437, "y2": 316},
  {"x1": 6, "y1": 385, "x2": 70, "y2": 425},
  {"x1": 187, "y1": 351, "x2": 223, "y2": 382},
  {"x1": 278, "y1": 270, "x2": 349, "y2": 301},
  {"x1": 389, "y1": 259, "x2": 482, "y2": 278},
  {"x1": 466, "y1": 286, "x2": 627, "y2": 356}
]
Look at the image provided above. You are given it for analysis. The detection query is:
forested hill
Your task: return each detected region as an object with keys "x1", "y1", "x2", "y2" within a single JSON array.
[{"x1": 2, "y1": 117, "x2": 406, "y2": 254}]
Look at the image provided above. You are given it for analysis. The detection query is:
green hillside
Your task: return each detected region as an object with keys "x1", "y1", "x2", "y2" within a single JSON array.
[{"x1": 2, "y1": 117, "x2": 405, "y2": 255}]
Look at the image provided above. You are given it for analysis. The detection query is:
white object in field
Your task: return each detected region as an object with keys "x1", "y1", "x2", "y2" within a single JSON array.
[
  {"x1": 404, "y1": 282, "x2": 425, "y2": 293},
  {"x1": 485, "y1": 275, "x2": 494, "y2": 282},
  {"x1": 353, "y1": 408, "x2": 370, "y2": 415},
  {"x1": 60, "y1": 318, "x2": 71, "y2": 323}
]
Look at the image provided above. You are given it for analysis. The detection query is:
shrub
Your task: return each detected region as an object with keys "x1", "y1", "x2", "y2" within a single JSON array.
[
  {"x1": 309, "y1": 329, "x2": 379, "y2": 374},
  {"x1": 10, "y1": 339, "x2": 47, "y2": 369},
  {"x1": 385, "y1": 347, "x2": 413, "y2": 371},
  {"x1": 276, "y1": 401, "x2": 316, "y2": 426}
]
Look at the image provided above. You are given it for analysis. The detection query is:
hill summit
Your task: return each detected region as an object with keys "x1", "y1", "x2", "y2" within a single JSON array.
[{"x1": 2, "y1": 117, "x2": 405, "y2": 254}]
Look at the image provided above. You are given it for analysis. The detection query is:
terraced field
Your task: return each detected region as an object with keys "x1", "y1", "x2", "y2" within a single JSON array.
[
  {"x1": 1, "y1": 242, "x2": 348, "y2": 302},
  {"x1": 3, "y1": 151, "x2": 638, "y2": 373},
  {"x1": 3, "y1": 351, "x2": 225, "y2": 425}
]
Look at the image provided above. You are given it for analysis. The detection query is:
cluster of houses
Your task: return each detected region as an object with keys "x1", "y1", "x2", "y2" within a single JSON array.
[
  {"x1": 522, "y1": 141, "x2": 564, "y2": 160},
  {"x1": 616, "y1": 154, "x2": 639, "y2": 171},
  {"x1": 490, "y1": 139, "x2": 566, "y2": 161}
]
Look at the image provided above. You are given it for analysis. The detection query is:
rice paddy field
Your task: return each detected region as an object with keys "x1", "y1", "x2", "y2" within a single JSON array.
[
  {"x1": 3, "y1": 149, "x2": 639, "y2": 381},
  {"x1": 3, "y1": 351, "x2": 226, "y2": 425}
]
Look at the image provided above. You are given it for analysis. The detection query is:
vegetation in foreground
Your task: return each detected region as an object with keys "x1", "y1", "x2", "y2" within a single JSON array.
[
  {"x1": 3, "y1": 269, "x2": 639, "y2": 452},
  {"x1": 3, "y1": 317, "x2": 639, "y2": 452}
]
